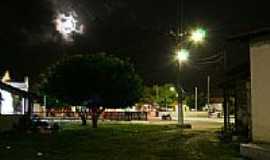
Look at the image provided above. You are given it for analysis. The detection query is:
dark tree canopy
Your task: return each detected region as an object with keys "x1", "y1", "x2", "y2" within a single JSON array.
[
  {"x1": 40, "y1": 54, "x2": 143, "y2": 108},
  {"x1": 184, "y1": 92, "x2": 207, "y2": 111},
  {"x1": 138, "y1": 84, "x2": 178, "y2": 109}
]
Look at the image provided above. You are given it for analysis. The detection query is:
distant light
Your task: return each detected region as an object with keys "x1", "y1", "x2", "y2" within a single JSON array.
[
  {"x1": 170, "y1": 87, "x2": 176, "y2": 92},
  {"x1": 37, "y1": 152, "x2": 43, "y2": 156},
  {"x1": 190, "y1": 28, "x2": 206, "y2": 43},
  {"x1": 54, "y1": 11, "x2": 84, "y2": 41},
  {"x1": 5, "y1": 146, "x2": 11, "y2": 150},
  {"x1": 176, "y1": 49, "x2": 189, "y2": 62}
]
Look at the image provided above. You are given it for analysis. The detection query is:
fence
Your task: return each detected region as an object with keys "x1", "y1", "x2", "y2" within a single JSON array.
[
  {"x1": 102, "y1": 112, "x2": 147, "y2": 121},
  {"x1": 32, "y1": 111, "x2": 148, "y2": 121}
]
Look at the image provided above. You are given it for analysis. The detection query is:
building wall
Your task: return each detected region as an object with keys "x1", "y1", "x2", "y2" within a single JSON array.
[
  {"x1": 250, "y1": 40, "x2": 270, "y2": 143},
  {"x1": 0, "y1": 89, "x2": 27, "y2": 115},
  {"x1": 0, "y1": 89, "x2": 14, "y2": 114},
  {"x1": 235, "y1": 80, "x2": 251, "y2": 138},
  {"x1": 0, "y1": 115, "x2": 23, "y2": 131}
]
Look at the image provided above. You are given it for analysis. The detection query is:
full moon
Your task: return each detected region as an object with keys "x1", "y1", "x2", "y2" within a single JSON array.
[{"x1": 54, "y1": 11, "x2": 84, "y2": 41}]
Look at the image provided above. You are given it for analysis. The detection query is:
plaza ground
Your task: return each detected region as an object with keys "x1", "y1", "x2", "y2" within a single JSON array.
[{"x1": 0, "y1": 118, "x2": 242, "y2": 160}]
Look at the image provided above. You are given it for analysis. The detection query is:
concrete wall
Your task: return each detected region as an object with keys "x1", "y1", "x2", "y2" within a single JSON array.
[{"x1": 250, "y1": 41, "x2": 270, "y2": 143}]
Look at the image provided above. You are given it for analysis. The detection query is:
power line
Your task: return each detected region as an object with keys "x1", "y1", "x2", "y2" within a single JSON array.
[
  {"x1": 180, "y1": 0, "x2": 184, "y2": 42},
  {"x1": 197, "y1": 53, "x2": 223, "y2": 61},
  {"x1": 195, "y1": 56, "x2": 224, "y2": 65}
]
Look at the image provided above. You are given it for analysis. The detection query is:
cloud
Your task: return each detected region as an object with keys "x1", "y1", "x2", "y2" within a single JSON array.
[{"x1": 0, "y1": 0, "x2": 56, "y2": 46}]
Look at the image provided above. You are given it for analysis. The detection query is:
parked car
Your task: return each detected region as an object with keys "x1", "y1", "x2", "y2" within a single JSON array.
[{"x1": 161, "y1": 114, "x2": 172, "y2": 120}]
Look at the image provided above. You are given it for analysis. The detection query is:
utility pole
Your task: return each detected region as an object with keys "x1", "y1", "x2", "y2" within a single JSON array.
[
  {"x1": 43, "y1": 95, "x2": 47, "y2": 117},
  {"x1": 207, "y1": 76, "x2": 210, "y2": 109},
  {"x1": 195, "y1": 87, "x2": 198, "y2": 111},
  {"x1": 165, "y1": 96, "x2": 168, "y2": 112},
  {"x1": 176, "y1": 0, "x2": 185, "y2": 126},
  {"x1": 43, "y1": 95, "x2": 47, "y2": 108},
  {"x1": 155, "y1": 85, "x2": 159, "y2": 102}
]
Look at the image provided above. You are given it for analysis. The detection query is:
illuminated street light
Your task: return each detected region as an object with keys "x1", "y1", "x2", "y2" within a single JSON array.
[
  {"x1": 170, "y1": 86, "x2": 176, "y2": 92},
  {"x1": 170, "y1": 87, "x2": 179, "y2": 97},
  {"x1": 175, "y1": 48, "x2": 189, "y2": 126},
  {"x1": 190, "y1": 28, "x2": 206, "y2": 43},
  {"x1": 176, "y1": 49, "x2": 189, "y2": 62}
]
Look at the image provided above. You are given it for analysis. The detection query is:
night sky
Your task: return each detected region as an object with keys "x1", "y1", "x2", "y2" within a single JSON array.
[{"x1": 0, "y1": 0, "x2": 269, "y2": 94}]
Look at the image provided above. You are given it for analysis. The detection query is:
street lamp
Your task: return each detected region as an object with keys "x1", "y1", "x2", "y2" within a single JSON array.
[
  {"x1": 170, "y1": 86, "x2": 176, "y2": 92},
  {"x1": 190, "y1": 28, "x2": 206, "y2": 43},
  {"x1": 174, "y1": 0, "x2": 207, "y2": 127},
  {"x1": 175, "y1": 48, "x2": 189, "y2": 126},
  {"x1": 176, "y1": 49, "x2": 189, "y2": 62},
  {"x1": 174, "y1": 28, "x2": 206, "y2": 127}
]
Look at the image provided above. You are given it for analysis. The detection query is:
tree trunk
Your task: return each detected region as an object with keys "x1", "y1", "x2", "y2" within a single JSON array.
[
  {"x1": 90, "y1": 106, "x2": 105, "y2": 128},
  {"x1": 80, "y1": 112, "x2": 87, "y2": 126},
  {"x1": 91, "y1": 106, "x2": 98, "y2": 128},
  {"x1": 92, "y1": 115, "x2": 98, "y2": 128}
]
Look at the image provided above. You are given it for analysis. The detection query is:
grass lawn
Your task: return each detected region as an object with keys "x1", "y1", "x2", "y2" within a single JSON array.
[{"x1": 0, "y1": 123, "x2": 241, "y2": 160}]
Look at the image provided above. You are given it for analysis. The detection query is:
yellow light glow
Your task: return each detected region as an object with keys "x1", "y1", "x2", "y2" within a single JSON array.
[
  {"x1": 176, "y1": 49, "x2": 189, "y2": 62},
  {"x1": 190, "y1": 28, "x2": 206, "y2": 43},
  {"x1": 170, "y1": 87, "x2": 176, "y2": 92}
]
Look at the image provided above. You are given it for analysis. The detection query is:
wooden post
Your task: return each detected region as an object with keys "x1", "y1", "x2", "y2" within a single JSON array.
[
  {"x1": 223, "y1": 88, "x2": 228, "y2": 133},
  {"x1": 195, "y1": 87, "x2": 198, "y2": 111},
  {"x1": 27, "y1": 95, "x2": 33, "y2": 118}
]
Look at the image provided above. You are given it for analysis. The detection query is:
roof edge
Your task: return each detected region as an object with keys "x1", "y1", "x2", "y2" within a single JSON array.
[{"x1": 228, "y1": 27, "x2": 270, "y2": 41}]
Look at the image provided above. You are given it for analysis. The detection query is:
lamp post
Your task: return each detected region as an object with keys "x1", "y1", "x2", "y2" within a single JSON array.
[
  {"x1": 190, "y1": 28, "x2": 206, "y2": 43},
  {"x1": 174, "y1": 28, "x2": 206, "y2": 126},
  {"x1": 175, "y1": 48, "x2": 189, "y2": 125},
  {"x1": 174, "y1": 0, "x2": 207, "y2": 127}
]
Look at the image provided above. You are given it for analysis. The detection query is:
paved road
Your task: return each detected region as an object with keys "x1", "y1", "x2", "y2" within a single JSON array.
[
  {"x1": 146, "y1": 117, "x2": 224, "y2": 130},
  {"x1": 97, "y1": 116, "x2": 224, "y2": 130},
  {"x1": 43, "y1": 114, "x2": 225, "y2": 130}
]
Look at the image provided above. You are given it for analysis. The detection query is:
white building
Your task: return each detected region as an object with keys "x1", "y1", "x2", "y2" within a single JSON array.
[
  {"x1": 0, "y1": 71, "x2": 33, "y2": 131},
  {"x1": 229, "y1": 28, "x2": 270, "y2": 159},
  {"x1": 0, "y1": 71, "x2": 29, "y2": 115}
]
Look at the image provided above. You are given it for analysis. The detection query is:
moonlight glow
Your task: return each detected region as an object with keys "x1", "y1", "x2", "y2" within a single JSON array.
[{"x1": 55, "y1": 12, "x2": 84, "y2": 41}]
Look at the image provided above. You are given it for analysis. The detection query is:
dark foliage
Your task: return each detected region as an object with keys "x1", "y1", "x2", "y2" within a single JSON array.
[{"x1": 40, "y1": 54, "x2": 143, "y2": 107}]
